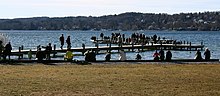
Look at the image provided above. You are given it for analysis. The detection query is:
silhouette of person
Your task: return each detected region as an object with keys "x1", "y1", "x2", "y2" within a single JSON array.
[
  {"x1": 45, "y1": 43, "x2": 52, "y2": 60},
  {"x1": 159, "y1": 49, "x2": 165, "y2": 61},
  {"x1": 105, "y1": 52, "x2": 111, "y2": 61},
  {"x1": 90, "y1": 49, "x2": 96, "y2": 62},
  {"x1": 166, "y1": 50, "x2": 172, "y2": 61},
  {"x1": 84, "y1": 50, "x2": 90, "y2": 62},
  {"x1": 195, "y1": 49, "x2": 203, "y2": 60},
  {"x1": 59, "y1": 34, "x2": 64, "y2": 49},
  {"x1": 36, "y1": 48, "x2": 44, "y2": 62},
  {"x1": 100, "y1": 33, "x2": 104, "y2": 40},
  {"x1": 3, "y1": 42, "x2": 12, "y2": 60},
  {"x1": 153, "y1": 50, "x2": 159, "y2": 61},
  {"x1": 204, "y1": 48, "x2": 211, "y2": 60},
  {"x1": 136, "y1": 53, "x2": 142, "y2": 60},
  {"x1": 66, "y1": 36, "x2": 71, "y2": 49}
]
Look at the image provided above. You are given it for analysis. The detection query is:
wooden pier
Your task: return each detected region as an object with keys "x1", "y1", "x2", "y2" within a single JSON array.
[{"x1": 10, "y1": 43, "x2": 204, "y2": 59}]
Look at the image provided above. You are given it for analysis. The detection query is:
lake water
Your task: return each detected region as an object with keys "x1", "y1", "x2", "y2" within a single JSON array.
[{"x1": 0, "y1": 30, "x2": 219, "y2": 60}]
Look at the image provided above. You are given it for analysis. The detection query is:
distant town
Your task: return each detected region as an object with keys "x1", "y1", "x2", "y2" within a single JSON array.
[{"x1": 0, "y1": 11, "x2": 220, "y2": 31}]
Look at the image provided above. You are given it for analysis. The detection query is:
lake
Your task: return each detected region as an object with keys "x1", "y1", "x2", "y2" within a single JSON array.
[{"x1": 0, "y1": 30, "x2": 219, "y2": 60}]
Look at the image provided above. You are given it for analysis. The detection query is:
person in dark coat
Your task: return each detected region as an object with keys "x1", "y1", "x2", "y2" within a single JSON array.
[
  {"x1": 136, "y1": 53, "x2": 142, "y2": 60},
  {"x1": 84, "y1": 50, "x2": 91, "y2": 62},
  {"x1": 3, "y1": 42, "x2": 12, "y2": 60},
  {"x1": 90, "y1": 50, "x2": 96, "y2": 62},
  {"x1": 195, "y1": 49, "x2": 203, "y2": 60},
  {"x1": 59, "y1": 34, "x2": 64, "y2": 49},
  {"x1": 153, "y1": 50, "x2": 159, "y2": 61},
  {"x1": 66, "y1": 36, "x2": 71, "y2": 49},
  {"x1": 166, "y1": 50, "x2": 172, "y2": 61},
  {"x1": 105, "y1": 52, "x2": 111, "y2": 61},
  {"x1": 36, "y1": 48, "x2": 44, "y2": 62},
  {"x1": 159, "y1": 49, "x2": 165, "y2": 61},
  {"x1": 204, "y1": 48, "x2": 211, "y2": 60},
  {"x1": 45, "y1": 43, "x2": 52, "y2": 60}
]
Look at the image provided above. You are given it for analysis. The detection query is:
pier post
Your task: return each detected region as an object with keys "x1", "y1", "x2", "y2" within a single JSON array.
[
  {"x1": 21, "y1": 45, "x2": 24, "y2": 59},
  {"x1": 201, "y1": 41, "x2": 203, "y2": 50},
  {"x1": 53, "y1": 44, "x2": 56, "y2": 57},
  {"x1": 95, "y1": 42, "x2": 99, "y2": 54},
  {"x1": 174, "y1": 42, "x2": 177, "y2": 50},
  {"x1": 82, "y1": 43, "x2": 85, "y2": 54},
  {"x1": 109, "y1": 39, "x2": 112, "y2": 53},
  {"x1": 190, "y1": 42, "x2": 192, "y2": 51},
  {"x1": 18, "y1": 47, "x2": 21, "y2": 59},
  {"x1": 132, "y1": 42, "x2": 134, "y2": 52}
]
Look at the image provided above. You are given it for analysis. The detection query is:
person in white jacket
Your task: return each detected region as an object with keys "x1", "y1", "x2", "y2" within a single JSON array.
[{"x1": 119, "y1": 49, "x2": 126, "y2": 61}]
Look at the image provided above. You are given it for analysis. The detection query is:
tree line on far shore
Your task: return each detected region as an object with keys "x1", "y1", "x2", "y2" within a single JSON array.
[{"x1": 0, "y1": 11, "x2": 220, "y2": 31}]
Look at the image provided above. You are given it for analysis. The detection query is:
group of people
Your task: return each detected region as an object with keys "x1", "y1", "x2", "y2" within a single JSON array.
[
  {"x1": 195, "y1": 48, "x2": 211, "y2": 60},
  {"x1": 150, "y1": 48, "x2": 211, "y2": 61},
  {"x1": 106, "y1": 48, "x2": 211, "y2": 62},
  {"x1": 84, "y1": 50, "x2": 96, "y2": 62},
  {"x1": 0, "y1": 41, "x2": 12, "y2": 60},
  {"x1": 32, "y1": 34, "x2": 72, "y2": 62},
  {"x1": 35, "y1": 43, "x2": 52, "y2": 62},
  {"x1": 1, "y1": 33, "x2": 212, "y2": 62},
  {"x1": 152, "y1": 49, "x2": 172, "y2": 61},
  {"x1": 59, "y1": 34, "x2": 71, "y2": 49}
]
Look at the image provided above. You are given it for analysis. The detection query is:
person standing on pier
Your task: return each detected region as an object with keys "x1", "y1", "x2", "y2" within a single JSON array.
[
  {"x1": 66, "y1": 36, "x2": 71, "y2": 49},
  {"x1": 45, "y1": 43, "x2": 52, "y2": 60},
  {"x1": 100, "y1": 33, "x2": 104, "y2": 40},
  {"x1": 3, "y1": 42, "x2": 12, "y2": 60},
  {"x1": 204, "y1": 48, "x2": 211, "y2": 60},
  {"x1": 59, "y1": 34, "x2": 64, "y2": 50}
]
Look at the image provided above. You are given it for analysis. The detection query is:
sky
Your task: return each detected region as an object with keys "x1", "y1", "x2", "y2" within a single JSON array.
[{"x1": 0, "y1": 0, "x2": 219, "y2": 19}]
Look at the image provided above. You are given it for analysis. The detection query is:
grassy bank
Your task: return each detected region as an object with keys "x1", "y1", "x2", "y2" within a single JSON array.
[{"x1": 0, "y1": 63, "x2": 220, "y2": 96}]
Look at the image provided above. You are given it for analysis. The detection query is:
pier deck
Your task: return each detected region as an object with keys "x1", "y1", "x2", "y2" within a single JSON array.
[{"x1": 11, "y1": 43, "x2": 204, "y2": 55}]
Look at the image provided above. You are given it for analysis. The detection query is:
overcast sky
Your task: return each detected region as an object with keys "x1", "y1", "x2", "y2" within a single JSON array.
[{"x1": 0, "y1": 0, "x2": 219, "y2": 19}]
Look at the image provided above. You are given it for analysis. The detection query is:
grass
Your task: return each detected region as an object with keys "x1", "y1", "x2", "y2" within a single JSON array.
[{"x1": 0, "y1": 63, "x2": 220, "y2": 96}]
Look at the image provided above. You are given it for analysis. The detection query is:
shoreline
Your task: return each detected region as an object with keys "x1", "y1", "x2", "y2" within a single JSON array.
[{"x1": 1, "y1": 60, "x2": 220, "y2": 65}]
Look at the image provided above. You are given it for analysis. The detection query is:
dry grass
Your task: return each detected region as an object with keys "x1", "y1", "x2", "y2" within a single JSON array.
[{"x1": 0, "y1": 63, "x2": 220, "y2": 96}]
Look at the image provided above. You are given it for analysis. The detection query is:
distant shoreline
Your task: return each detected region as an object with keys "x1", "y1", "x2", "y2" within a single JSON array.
[{"x1": 0, "y1": 12, "x2": 220, "y2": 31}]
